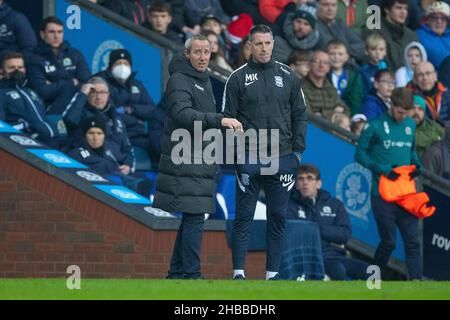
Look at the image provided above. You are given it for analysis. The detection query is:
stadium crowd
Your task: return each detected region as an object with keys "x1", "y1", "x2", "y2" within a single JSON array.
[{"x1": 1, "y1": 0, "x2": 449, "y2": 280}]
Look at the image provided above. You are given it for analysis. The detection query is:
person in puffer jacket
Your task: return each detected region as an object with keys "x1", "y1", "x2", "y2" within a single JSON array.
[{"x1": 287, "y1": 164, "x2": 370, "y2": 280}]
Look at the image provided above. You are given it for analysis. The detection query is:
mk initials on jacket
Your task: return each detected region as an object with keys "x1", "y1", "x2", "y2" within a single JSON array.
[{"x1": 221, "y1": 58, "x2": 307, "y2": 156}]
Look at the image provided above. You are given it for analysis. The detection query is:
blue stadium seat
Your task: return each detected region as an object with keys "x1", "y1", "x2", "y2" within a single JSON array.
[
  {"x1": 133, "y1": 146, "x2": 152, "y2": 171},
  {"x1": 213, "y1": 173, "x2": 236, "y2": 220}
]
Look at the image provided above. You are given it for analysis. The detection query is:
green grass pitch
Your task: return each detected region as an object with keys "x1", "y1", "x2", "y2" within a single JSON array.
[{"x1": 0, "y1": 279, "x2": 449, "y2": 300}]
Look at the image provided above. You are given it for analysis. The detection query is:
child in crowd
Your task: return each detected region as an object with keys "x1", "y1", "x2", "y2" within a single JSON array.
[
  {"x1": 360, "y1": 69, "x2": 396, "y2": 121},
  {"x1": 331, "y1": 112, "x2": 351, "y2": 131},
  {"x1": 361, "y1": 32, "x2": 388, "y2": 95},
  {"x1": 350, "y1": 114, "x2": 367, "y2": 137},
  {"x1": 200, "y1": 14, "x2": 227, "y2": 56},
  {"x1": 202, "y1": 30, "x2": 234, "y2": 72},
  {"x1": 288, "y1": 49, "x2": 312, "y2": 78},
  {"x1": 395, "y1": 42, "x2": 428, "y2": 87},
  {"x1": 327, "y1": 39, "x2": 364, "y2": 116}
]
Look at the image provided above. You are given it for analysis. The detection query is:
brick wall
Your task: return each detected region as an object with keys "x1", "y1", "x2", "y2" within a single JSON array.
[{"x1": 0, "y1": 148, "x2": 266, "y2": 279}]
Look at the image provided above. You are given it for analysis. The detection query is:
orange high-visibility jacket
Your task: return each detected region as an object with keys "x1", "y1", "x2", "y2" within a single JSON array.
[{"x1": 379, "y1": 165, "x2": 436, "y2": 218}]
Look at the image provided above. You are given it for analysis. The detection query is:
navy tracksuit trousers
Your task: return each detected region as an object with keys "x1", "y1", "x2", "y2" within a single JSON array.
[
  {"x1": 371, "y1": 196, "x2": 422, "y2": 280},
  {"x1": 323, "y1": 249, "x2": 370, "y2": 280},
  {"x1": 232, "y1": 153, "x2": 299, "y2": 272},
  {"x1": 168, "y1": 213, "x2": 205, "y2": 279}
]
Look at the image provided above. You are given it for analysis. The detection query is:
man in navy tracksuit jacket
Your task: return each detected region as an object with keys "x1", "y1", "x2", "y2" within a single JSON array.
[
  {"x1": 94, "y1": 49, "x2": 158, "y2": 162},
  {"x1": 287, "y1": 164, "x2": 369, "y2": 280},
  {"x1": 68, "y1": 116, "x2": 148, "y2": 195},
  {"x1": 0, "y1": 0, "x2": 37, "y2": 60},
  {"x1": 0, "y1": 52, "x2": 58, "y2": 148},
  {"x1": 27, "y1": 16, "x2": 91, "y2": 115},
  {"x1": 62, "y1": 76, "x2": 135, "y2": 173},
  {"x1": 222, "y1": 25, "x2": 307, "y2": 280}
]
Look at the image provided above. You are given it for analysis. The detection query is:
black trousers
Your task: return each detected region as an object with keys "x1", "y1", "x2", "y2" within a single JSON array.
[
  {"x1": 167, "y1": 213, "x2": 205, "y2": 279},
  {"x1": 232, "y1": 153, "x2": 299, "y2": 272},
  {"x1": 371, "y1": 196, "x2": 422, "y2": 280}
]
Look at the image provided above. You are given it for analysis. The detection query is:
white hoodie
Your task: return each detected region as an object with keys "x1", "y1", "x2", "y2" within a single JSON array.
[{"x1": 395, "y1": 41, "x2": 428, "y2": 87}]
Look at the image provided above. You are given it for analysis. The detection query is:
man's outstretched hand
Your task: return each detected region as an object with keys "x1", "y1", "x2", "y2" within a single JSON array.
[{"x1": 221, "y1": 118, "x2": 243, "y2": 132}]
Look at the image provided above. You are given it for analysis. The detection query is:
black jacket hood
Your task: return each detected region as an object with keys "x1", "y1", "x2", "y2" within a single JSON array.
[{"x1": 168, "y1": 53, "x2": 209, "y2": 82}]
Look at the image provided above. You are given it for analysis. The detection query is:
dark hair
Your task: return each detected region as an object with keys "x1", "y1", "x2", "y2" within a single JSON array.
[
  {"x1": 249, "y1": 24, "x2": 273, "y2": 41},
  {"x1": 374, "y1": 69, "x2": 395, "y2": 82},
  {"x1": 326, "y1": 39, "x2": 348, "y2": 52},
  {"x1": 2, "y1": 51, "x2": 23, "y2": 67},
  {"x1": 201, "y1": 29, "x2": 225, "y2": 58},
  {"x1": 148, "y1": 0, "x2": 172, "y2": 15},
  {"x1": 382, "y1": 0, "x2": 409, "y2": 12},
  {"x1": 41, "y1": 16, "x2": 63, "y2": 31},
  {"x1": 391, "y1": 87, "x2": 414, "y2": 110},
  {"x1": 235, "y1": 35, "x2": 251, "y2": 68},
  {"x1": 288, "y1": 49, "x2": 312, "y2": 65},
  {"x1": 297, "y1": 164, "x2": 321, "y2": 180}
]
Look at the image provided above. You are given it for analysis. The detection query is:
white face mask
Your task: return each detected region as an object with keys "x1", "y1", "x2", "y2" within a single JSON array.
[{"x1": 112, "y1": 64, "x2": 131, "y2": 81}]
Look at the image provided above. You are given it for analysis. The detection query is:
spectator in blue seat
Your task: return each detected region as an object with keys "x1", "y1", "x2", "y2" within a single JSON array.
[
  {"x1": 68, "y1": 116, "x2": 151, "y2": 196},
  {"x1": 0, "y1": 0, "x2": 37, "y2": 61},
  {"x1": 62, "y1": 76, "x2": 135, "y2": 174},
  {"x1": 0, "y1": 52, "x2": 59, "y2": 148},
  {"x1": 94, "y1": 49, "x2": 157, "y2": 161},
  {"x1": 27, "y1": 16, "x2": 91, "y2": 115},
  {"x1": 287, "y1": 164, "x2": 370, "y2": 280}
]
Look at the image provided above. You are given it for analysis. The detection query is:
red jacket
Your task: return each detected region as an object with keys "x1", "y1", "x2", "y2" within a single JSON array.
[{"x1": 259, "y1": 0, "x2": 292, "y2": 24}]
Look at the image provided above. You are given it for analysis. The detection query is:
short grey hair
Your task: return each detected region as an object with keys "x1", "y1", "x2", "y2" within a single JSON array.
[
  {"x1": 87, "y1": 76, "x2": 109, "y2": 91},
  {"x1": 184, "y1": 34, "x2": 210, "y2": 53}
]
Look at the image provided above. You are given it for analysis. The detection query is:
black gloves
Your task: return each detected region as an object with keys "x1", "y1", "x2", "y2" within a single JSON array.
[
  {"x1": 386, "y1": 170, "x2": 400, "y2": 181},
  {"x1": 409, "y1": 166, "x2": 421, "y2": 179}
]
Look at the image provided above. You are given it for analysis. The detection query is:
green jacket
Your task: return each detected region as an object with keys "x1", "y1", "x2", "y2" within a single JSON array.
[
  {"x1": 355, "y1": 112, "x2": 422, "y2": 196},
  {"x1": 301, "y1": 76, "x2": 348, "y2": 120},
  {"x1": 337, "y1": 0, "x2": 368, "y2": 36},
  {"x1": 415, "y1": 119, "x2": 444, "y2": 157}
]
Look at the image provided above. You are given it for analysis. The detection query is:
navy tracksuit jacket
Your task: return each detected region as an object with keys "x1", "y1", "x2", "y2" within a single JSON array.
[
  {"x1": 0, "y1": 79, "x2": 58, "y2": 147},
  {"x1": 27, "y1": 41, "x2": 91, "y2": 114},
  {"x1": 0, "y1": 2, "x2": 37, "y2": 60},
  {"x1": 287, "y1": 189, "x2": 369, "y2": 280},
  {"x1": 94, "y1": 70, "x2": 155, "y2": 145},
  {"x1": 62, "y1": 92, "x2": 135, "y2": 172}
]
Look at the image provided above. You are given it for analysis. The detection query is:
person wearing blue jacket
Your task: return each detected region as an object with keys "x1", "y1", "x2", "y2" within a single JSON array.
[
  {"x1": 287, "y1": 164, "x2": 370, "y2": 280},
  {"x1": 27, "y1": 16, "x2": 91, "y2": 115},
  {"x1": 416, "y1": 2, "x2": 450, "y2": 69},
  {"x1": 0, "y1": 0, "x2": 37, "y2": 61},
  {"x1": 360, "y1": 69, "x2": 395, "y2": 121},
  {"x1": 94, "y1": 49, "x2": 157, "y2": 161},
  {"x1": 62, "y1": 76, "x2": 135, "y2": 174},
  {"x1": 0, "y1": 52, "x2": 58, "y2": 148}
]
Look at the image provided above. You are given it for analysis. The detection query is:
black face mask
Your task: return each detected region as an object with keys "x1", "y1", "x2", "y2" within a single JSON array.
[
  {"x1": 210, "y1": 52, "x2": 218, "y2": 60},
  {"x1": 8, "y1": 70, "x2": 27, "y2": 87}
]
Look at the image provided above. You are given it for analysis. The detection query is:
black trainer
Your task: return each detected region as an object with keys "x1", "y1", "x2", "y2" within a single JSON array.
[{"x1": 233, "y1": 274, "x2": 246, "y2": 280}]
